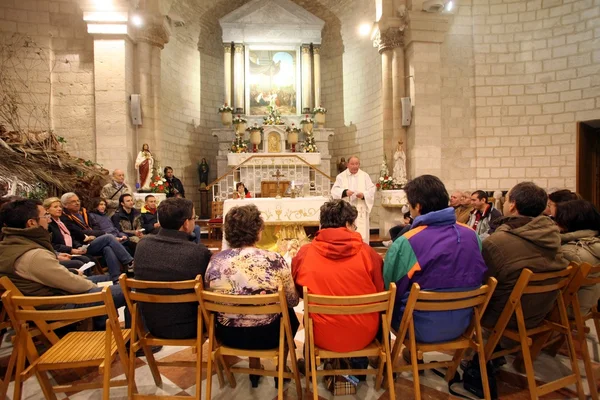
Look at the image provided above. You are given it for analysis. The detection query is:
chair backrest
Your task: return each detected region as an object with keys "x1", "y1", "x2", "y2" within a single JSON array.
[
  {"x1": 119, "y1": 275, "x2": 199, "y2": 305},
  {"x1": 302, "y1": 284, "x2": 396, "y2": 321},
  {"x1": 581, "y1": 263, "x2": 600, "y2": 286},
  {"x1": 211, "y1": 201, "x2": 224, "y2": 219},
  {"x1": 522, "y1": 265, "x2": 574, "y2": 294},
  {"x1": 197, "y1": 285, "x2": 286, "y2": 317},
  {"x1": 406, "y1": 278, "x2": 498, "y2": 315}
]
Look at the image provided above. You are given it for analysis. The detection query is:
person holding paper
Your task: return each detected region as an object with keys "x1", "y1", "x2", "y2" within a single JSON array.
[{"x1": 331, "y1": 156, "x2": 376, "y2": 243}]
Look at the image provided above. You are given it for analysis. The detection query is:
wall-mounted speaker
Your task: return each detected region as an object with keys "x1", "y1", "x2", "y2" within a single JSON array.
[
  {"x1": 401, "y1": 97, "x2": 412, "y2": 127},
  {"x1": 130, "y1": 94, "x2": 142, "y2": 126}
]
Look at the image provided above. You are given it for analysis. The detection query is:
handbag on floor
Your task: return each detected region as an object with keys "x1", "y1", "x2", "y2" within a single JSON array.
[
  {"x1": 323, "y1": 358, "x2": 358, "y2": 396},
  {"x1": 432, "y1": 353, "x2": 498, "y2": 400}
]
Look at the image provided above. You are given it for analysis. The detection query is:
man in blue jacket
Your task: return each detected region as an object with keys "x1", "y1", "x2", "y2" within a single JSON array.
[{"x1": 384, "y1": 175, "x2": 487, "y2": 343}]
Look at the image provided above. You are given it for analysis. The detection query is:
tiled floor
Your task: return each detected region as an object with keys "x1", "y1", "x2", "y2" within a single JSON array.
[
  {"x1": 2, "y1": 299, "x2": 599, "y2": 399},
  {"x1": 1, "y1": 235, "x2": 598, "y2": 399}
]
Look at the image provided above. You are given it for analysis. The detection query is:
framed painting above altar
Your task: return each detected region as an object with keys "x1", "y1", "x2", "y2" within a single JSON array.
[{"x1": 245, "y1": 46, "x2": 300, "y2": 115}]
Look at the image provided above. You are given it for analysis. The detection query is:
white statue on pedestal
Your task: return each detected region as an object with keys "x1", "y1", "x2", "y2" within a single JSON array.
[{"x1": 393, "y1": 141, "x2": 407, "y2": 183}]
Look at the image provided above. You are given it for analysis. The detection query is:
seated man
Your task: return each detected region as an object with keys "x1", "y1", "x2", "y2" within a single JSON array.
[
  {"x1": 384, "y1": 175, "x2": 487, "y2": 342},
  {"x1": 293, "y1": 199, "x2": 384, "y2": 352},
  {"x1": 111, "y1": 193, "x2": 144, "y2": 246},
  {"x1": 0, "y1": 199, "x2": 126, "y2": 330},
  {"x1": 482, "y1": 182, "x2": 568, "y2": 329},
  {"x1": 61, "y1": 192, "x2": 133, "y2": 283},
  {"x1": 134, "y1": 197, "x2": 212, "y2": 339},
  {"x1": 140, "y1": 195, "x2": 160, "y2": 234},
  {"x1": 468, "y1": 190, "x2": 502, "y2": 240}
]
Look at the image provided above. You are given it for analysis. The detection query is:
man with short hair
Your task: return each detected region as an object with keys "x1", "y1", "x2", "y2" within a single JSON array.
[
  {"x1": 468, "y1": 190, "x2": 502, "y2": 240},
  {"x1": 134, "y1": 197, "x2": 212, "y2": 339},
  {"x1": 331, "y1": 156, "x2": 376, "y2": 243},
  {"x1": 111, "y1": 194, "x2": 144, "y2": 244},
  {"x1": 140, "y1": 195, "x2": 160, "y2": 234},
  {"x1": 384, "y1": 175, "x2": 487, "y2": 342},
  {"x1": 61, "y1": 192, "x2": 133, "y2": 283},
  {"x1": 451, "y1": 190, "x2": 472, "y2": 224},
  {"x1": 0, "y1": 199, "x2": 126, "y2": 329},
  {"x1": 482, "y1": 182, "x2": 568, "y2": 329},
  {"x1": 100, "y1": 169, "x2": 133, "y2": 216},
  {"x1": 164, "y1": 166, "x2": 185, "y2": 198}
]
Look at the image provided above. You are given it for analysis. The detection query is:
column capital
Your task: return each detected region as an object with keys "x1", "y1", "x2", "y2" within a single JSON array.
[
  {"x1": 312, "y1": 45, "x2": 321, "y2": 55},
  {"x1": 136, "y1": 19, "x2": 170, "y2": 49},
  {"x1": 403, "y1": 11, "x2": 450, "y2": 46},
  {"x1": 224, "y1": 43, "x2": 232, "y2": 53},
  {"x1": 373, "y1": 28, "x2": 404, "y2": 53},
  {"x1": 301, "y1": 44, "x2": 311, "y2": 54},
  {"x1": 233, "y1": 43, "x2": 244, "y2": 53}
]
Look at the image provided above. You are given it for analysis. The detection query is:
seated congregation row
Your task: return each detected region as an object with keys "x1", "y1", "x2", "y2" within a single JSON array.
[{"x1": 0, "y1": 176, "x2": 599, "y2": 389}]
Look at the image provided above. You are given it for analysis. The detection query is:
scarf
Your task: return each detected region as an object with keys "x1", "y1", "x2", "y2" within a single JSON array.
[
  {"x1": 52, "y1": 217, "x2": 72, "y2": 247},
  {"x1": 63, "y1": 208, "x2": 92, "y2": 230}
]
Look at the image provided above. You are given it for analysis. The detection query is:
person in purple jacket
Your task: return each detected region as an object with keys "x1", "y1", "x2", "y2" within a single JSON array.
[{"x1": 384, "y1": 175, "x2": 487, "y2": 343}]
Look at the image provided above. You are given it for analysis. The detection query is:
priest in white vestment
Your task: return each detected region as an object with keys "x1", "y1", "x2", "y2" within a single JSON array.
[{"x1": 331, "y1": 156, "x2": 376, "y2": 243}]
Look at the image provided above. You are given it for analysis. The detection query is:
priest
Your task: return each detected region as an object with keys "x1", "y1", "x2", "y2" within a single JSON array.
[{"x1": 331, "y1": 156, "x2": 376, "y2": 243}]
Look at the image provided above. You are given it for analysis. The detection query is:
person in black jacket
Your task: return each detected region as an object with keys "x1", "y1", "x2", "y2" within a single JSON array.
[
  {"x1": 60, "y1": 192, "x2": 133, "y2": 283},
  {"x1": 164, "y1": 166, "x2": 185, "y2": 198},
  {"x1": 134, "y1": 197, "x2": 212, "y2": 339},
  {"x1": 140, "y1": 195, "x2": 160, "y2": 234}
]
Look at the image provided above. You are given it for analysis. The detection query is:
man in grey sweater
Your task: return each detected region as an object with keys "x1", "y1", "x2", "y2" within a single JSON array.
[{"x1": 133, "y1": 197, "x2": 212, "y2": 339}]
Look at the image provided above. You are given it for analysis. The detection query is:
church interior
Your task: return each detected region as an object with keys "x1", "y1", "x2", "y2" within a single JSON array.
[{"x1": 1, "y1": 0, "x2": 600, "y2": 398}]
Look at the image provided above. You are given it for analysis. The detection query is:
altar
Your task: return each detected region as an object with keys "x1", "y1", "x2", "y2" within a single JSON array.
[{"x1": 221, "y1": 196, "x2": 328, "y2": 252}]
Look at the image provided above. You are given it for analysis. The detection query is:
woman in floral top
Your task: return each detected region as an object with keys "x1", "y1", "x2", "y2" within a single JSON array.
[{"x1": 204, "y1": 204, "x2": 299, "y2": 386}]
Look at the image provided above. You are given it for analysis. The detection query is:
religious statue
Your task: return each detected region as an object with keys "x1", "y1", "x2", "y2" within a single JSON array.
[
  {"x1": 198, "y1": 158, "x2": 210, "y2": 188},
  {"x1": 393, "y1": 141, "x2": 407, "y2": 183},
  {"x1": 135, "y1": 143, "x2": 154, "y2": 189},
  {"x1": 337, "y1": 157, "x2": 347, "y2": 174},
  {"x1": 268, "y1": 132, "x2": 281, "y2": 153}
]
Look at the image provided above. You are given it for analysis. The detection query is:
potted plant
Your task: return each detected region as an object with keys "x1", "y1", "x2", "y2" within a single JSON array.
[
  {"x1": 301, "y1": 131, "x2": 318, "y2": 153},
  {"x1": 218, "y1": 103, "x2": 234, "y2": 126},
  {"x1": 312, "y1": 105, "x2": 327, "y2": 127},
  {"x1": 229, "y1": 135, "x2": 248, "y2": 153},
  {"x1": 246, "y1": 123, "x2": 264, "y2": 153},
  {"x1": 232, "y1": 115, "x2": 247, "y2": 135},
  {"x1": 300, "y1": 114, "x2": 314, "y2": 134},
  {"x1": 286, "y1": 124, "x2": 302, "y2": 152}
]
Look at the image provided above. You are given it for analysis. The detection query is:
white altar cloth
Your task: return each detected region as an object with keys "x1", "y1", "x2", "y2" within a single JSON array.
[
  {"x1": 227, "y1": 152, "x2": 321, "y2": 166},
  {"x1": 221, "y1": 196, "x2": 328, "y2": 249}
]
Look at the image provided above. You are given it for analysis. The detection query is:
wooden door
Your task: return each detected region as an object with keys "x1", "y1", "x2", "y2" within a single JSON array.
[
  {"x1": 261, "y1": 181, "x2": 290, "y2": 198},
  {"x1": 577, "y1": 121, "x2": 600, "y2": 209}
]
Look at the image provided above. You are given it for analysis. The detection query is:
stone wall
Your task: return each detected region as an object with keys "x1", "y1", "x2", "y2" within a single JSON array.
[
  {"x1": 0, "y1": 0, "x2": 96, "y2": 161},
  {"x1": 472, "y1": 0, "x2": 600, "y2": 191}
]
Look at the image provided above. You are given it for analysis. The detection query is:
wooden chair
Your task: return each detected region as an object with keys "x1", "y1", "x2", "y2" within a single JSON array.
[
  {"x1": 484, "y1": 266, "x2": 586, "y2": 400},
  {"x1": 2, "y1": 286, "x2": 131, "y2": 400},
  {"x1": 390, "y1": 278, "x2": 498, "y2": 400},
  {"x1": 196, "y1": 284, "x2": 302, "y2": 400},
  {"x1": 119, "y1": 274, "x2": 226, "y2": 400},
  {"x1": 303, "y1": 284, "x2": 397, "y2": 400},
  {"x1": 207, "y1": 201, "x2": 223, "y2": 240},
  {"x1": 0, "y1": 277, "x2": 85, "y2": 400}
]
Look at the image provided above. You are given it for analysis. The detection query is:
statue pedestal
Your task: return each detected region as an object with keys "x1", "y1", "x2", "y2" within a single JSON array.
[
  {"x1": 379, "y1": 190, "x2": 408, "y2": 239},
  {"x1": 133, "y1": 193, "x2": 167, "y2": 209}
]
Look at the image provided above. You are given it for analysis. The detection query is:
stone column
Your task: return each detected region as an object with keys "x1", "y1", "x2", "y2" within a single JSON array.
[
  {"x1": 392, "y1": 45, "x2": 406, "y2": 147},
  {"x1": 313, "y1": 45, "x2": 321, "y2": 109},
  {"x1": 135, "y1": 21, "x2": 170, "y2": 161},
  {"x1": 233, "y1": 43, "x2": 245, "y2": 113},
  {"x1": 223, "y1": 43, "x2": 232, "y2": 106},
  {"x1": 301, "y1": 44, "x2": 313, "y2": 113}
]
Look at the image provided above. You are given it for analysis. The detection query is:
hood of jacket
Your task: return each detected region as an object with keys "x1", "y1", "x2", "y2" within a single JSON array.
[
  {"x1": 561, "y1": 230, "x2": 600, "y2": 259},
  {"x1": 413, "y1": 207, "x2": 456, "y2": 228},
  {"x1": 495, "y1": 215, "x2": 561, "y2": 251},
  {"x1": 311, "y1": 227, "x2": 364, "y2": 260},
  {"x1": 0, "y1": 226, "x2": 55, "y2": 272}
]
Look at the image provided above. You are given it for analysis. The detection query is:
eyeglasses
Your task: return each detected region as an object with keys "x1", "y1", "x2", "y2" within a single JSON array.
[
  {"x1": 189, "y1": 215, "x2": 198, "y2": 221},
  {"x1": 35, "y1": 213, "x2": 51, "y2": 222}
]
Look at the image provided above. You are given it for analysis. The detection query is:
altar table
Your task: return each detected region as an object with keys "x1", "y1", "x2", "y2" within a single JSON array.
[{"x1": 221, "y1": 196, "x2": 328, "y2": 252}]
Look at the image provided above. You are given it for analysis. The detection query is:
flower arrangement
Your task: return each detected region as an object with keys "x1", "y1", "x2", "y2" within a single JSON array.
[
  {"x1": 301, "y1": 132, "x2": 318, "y2": 153},
  {"x1": 263, "y1": 105, "x2": 284, "y2": 125},
  {"x1": 300, "y1": 114, "x2": 314, "y2": 124},
  {"x1": 246, "y1": 123, "x2": 264, "y2": 134},
  {"x1": 218, "y1": 103, "x2": 233, "y2": 113},
  {"x1": 149, "y1": 174, "x2": 169, "y2": 193},
  {"x1": 285, "y1": 123, "x2": 301, "y2": 133},
  {"x1": 229, "y1": 136, "x2": 248, "y2": 153},
  {"x1": 312, "y1": 106, "x2": 327, "y2": 115},
  {"x1": 232, "y1": 115, "x2": 247, "y2": 124},
  {"x1": 376, "y1": 176, "x2": 406, "y2": 190}
]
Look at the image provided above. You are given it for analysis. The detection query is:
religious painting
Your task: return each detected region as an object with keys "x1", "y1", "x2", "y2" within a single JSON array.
[{"x1": 247, "y1": 48, "x2": 298, "y2": 115}]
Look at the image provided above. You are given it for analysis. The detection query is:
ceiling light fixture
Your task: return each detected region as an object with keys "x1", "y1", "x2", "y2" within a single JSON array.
[
  {"x1": 131, "y1": 14, "x2": 143, "y2": 27},
  {"x1": 358, "y1": 23, "x2": 371, "y2": 37}
]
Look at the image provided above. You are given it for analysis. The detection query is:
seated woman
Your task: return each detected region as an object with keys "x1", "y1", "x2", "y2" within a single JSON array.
[
  {"x1": 292, "y1": 199, "x2": 384, "y2": 353},
  {"x1": 555, "y1": 199, "x2": 600, "y2": 315},
  {"x1": 204, "y1": 204, "x2": 299, "y2": 387},
  {"x1": 89, "y1": 198, "x2": 128, "y2": 241},
  {"x1": 232, "y1": 182, "x2": 252, "y2": 199}
]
